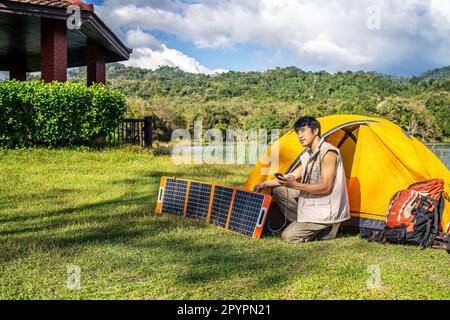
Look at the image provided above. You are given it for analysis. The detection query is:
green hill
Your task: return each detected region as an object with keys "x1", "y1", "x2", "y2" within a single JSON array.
[
  {"x1": 68, "y1": 64, "x2": 450, "y2": 142},
  {"x1": 414, "y1": 66, "x2": 450, "y2": 82}
]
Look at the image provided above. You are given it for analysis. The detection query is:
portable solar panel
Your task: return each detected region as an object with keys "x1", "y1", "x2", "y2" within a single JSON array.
[{"x1": 156, "y1": 176, "x2": 271, "y2": 239}]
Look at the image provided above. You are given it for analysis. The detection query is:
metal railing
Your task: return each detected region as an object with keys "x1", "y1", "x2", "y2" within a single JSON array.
[{"x1": 109, "y1": 116, "x2": 153, "y2": 148}]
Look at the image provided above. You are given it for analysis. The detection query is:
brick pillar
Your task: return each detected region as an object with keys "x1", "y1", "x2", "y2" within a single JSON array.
[
  {"x1": 86, "y1": 43, "x2": 106, "y2": 85},
  {"x1": 41, "y1": 18, "x2": 67, "y2": 82},
  {"x1": 9, "y1": 57, "x2": 27, "y2": 81}
]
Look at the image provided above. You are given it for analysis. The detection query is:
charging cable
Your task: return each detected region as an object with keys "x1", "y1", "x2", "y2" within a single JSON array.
[{"x1": 267, "y1": 184, "x2": 290, "y2": 233}]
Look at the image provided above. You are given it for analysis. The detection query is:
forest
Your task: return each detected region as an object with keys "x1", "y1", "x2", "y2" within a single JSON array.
[{"x1": 68, "y1": 64, "x2": 450, "y2": 142}]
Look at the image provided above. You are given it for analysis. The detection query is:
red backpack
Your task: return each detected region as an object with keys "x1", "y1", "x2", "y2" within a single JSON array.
[{"x1": 383, "y1": 179, "x2": 449, "y2": 252}]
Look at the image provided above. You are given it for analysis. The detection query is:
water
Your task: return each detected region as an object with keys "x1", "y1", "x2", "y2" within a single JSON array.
[
  {"x1": 174, "y1": 144, "x2": 264, "y2": 165},
  {"x1": 426, "y1": 143, "x2": 450, "y2": 169},
  {"x1": 176, "y1": 143, "x2": 450, "y2": 169}
]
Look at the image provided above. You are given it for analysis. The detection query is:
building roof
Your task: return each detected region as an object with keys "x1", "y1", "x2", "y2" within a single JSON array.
[
  {"x1": 0, "y1": 0, "x2": 131, "y2": 71},
  {"x1": 6, "y1": 0, "x2": 94, "y2": 11}
]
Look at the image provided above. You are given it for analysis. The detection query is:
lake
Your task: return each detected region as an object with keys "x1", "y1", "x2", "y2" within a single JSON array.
[
  {"x1": 175, "y1": 143, "x2": 450, "y2": 169},
  {"x1": 426, "y1": 143, "x2": 450, "y2": 169}
]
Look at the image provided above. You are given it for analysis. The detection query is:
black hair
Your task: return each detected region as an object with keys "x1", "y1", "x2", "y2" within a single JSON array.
[{"x1": 293, "y1": 116, "x2": 321, "y2": 136}]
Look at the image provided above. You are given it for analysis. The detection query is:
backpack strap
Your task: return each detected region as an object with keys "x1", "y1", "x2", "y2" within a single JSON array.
[
  {"x1": 431, "y1": 234, "x2": 450, "y2": 254},
  {"x1": 427, "y1": 196, "x2": 450, "y2": 253},
  {"x1": 423, "y1": 219, "x2": 434, "y2": 248},
  {"x1": 424, "y1": 198, "x2": 443, "y2": 248}
]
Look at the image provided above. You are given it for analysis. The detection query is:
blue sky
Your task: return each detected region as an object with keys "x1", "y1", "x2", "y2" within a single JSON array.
[{"x1": 89, "y1": 0, "x2": 450, "y2": 76}]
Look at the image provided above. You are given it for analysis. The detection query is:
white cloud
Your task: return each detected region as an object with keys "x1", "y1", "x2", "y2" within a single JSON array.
[
  {"x1": 123, "y1": 30, "x2": 226, "y2": 74},
  {"x1": 301, "y1": 38, "x2": 374, "y2": 68},
  {"x1": 429, "y1": 0, "x2": 450, "y2": 36},
  {"x1": 126, "y1": 28, "x2": 163, "y2": 51},
  {"x1": 96, "y1": 0, "x2": 450, "y2": 73}
]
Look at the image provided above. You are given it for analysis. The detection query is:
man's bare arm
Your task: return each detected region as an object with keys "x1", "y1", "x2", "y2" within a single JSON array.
[
  {"x1": 282, "y1": 151, "x2": 337, "y2": 195},
  {"x1": 289, "y1": 163, "x2": 303, "y2": 180},
  {"x1": 253, "y1": 163, "x2": 303, "y2": 191}
]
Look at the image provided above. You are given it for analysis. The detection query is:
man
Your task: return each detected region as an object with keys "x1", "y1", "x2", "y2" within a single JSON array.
[{"x1": 253, "y1": 116, "x2": 350, "y2": 243}]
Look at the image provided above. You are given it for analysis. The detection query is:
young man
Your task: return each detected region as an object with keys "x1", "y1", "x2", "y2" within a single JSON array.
[{"x1": 253, "y1": 116, "x2": 350, "y2": 243}]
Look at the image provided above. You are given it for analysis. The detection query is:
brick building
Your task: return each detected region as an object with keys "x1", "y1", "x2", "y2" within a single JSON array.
[{"x1": 0, "y1": 0, "x2": 131, "y2": 84}]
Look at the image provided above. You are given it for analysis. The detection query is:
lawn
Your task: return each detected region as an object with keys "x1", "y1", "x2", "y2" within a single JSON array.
[{"x1": 0, "y1": 148, "x2": 449, "y2": 299}]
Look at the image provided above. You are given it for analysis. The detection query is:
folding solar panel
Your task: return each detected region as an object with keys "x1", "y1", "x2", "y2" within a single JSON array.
[{"x1": 156, "y1": 177, "x2": 271, "y2": 239}]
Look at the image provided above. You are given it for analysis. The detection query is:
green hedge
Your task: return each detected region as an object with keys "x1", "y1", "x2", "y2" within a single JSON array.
[{"x1": 0, "y1": 80, "x2": 126, "y2": 147}]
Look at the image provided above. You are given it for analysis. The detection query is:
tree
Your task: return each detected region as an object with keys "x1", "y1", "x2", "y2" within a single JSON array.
[{"x1": 376, "y1": 97, "x2": 441, "y2": 139}]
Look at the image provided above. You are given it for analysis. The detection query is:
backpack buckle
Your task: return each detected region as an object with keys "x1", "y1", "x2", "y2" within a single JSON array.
[{"x1": 444, "y1": 192, "x2": 450, "y2": 202}]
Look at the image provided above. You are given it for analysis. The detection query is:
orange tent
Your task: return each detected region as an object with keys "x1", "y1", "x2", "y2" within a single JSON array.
[{"x1": 243, "y1": 115, "x2": 450, "y2": 233}]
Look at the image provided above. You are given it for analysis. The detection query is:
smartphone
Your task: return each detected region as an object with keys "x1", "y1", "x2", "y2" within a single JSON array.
[{"x1": 274, "y1": 173, "x2": 286, "y2": 180}]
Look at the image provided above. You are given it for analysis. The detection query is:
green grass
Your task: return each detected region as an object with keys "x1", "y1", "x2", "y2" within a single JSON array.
[{"x1": 0, "y1": 147, "x2": 449, "y2": 299}]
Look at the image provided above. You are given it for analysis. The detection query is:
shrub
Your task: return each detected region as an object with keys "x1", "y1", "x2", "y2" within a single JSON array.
[
  {"x1": 425, "y1": 92, "x2": 450, "y2": 138},
  {"x1": 126, "y1": 96, "x2": 186, "y2": 142},
  {"x1": 0, "y1": 80, "x2": 126, "y2": 147},
  {"x1": 246, "y1": 112, "x2": 288, "y2": 130},
  {"x1": 203, "y1": 104, "x2": 238, "y2": 131},
  {"x1": 376, "y1": 96, "x2": 441, "y2": 139},
  {"x1": 246, "y1": 104, "x2": 288, "y2": 130}
]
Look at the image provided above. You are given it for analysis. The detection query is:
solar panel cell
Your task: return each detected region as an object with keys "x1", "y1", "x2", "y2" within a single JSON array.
[
  {"x1": 210, "y1": 186, "x2": 234, "y2": 228},
  {"x1": 161, "y1": 178, "x2": 188, "y2": 216},
  {"x1": 186, "y1": 182, "x2": 212, "y2": 220},
  {"x1": 228, "y1": 190, "x2": 265, "y2": 236}
]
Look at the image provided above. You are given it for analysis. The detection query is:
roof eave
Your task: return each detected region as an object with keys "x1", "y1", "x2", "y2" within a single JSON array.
[
  {"x1": 0, "y1": 0, "x2": 131, "y2": 62},
  {"x1": 81, "y1": 10, "x2": 131, "y2": 61}
]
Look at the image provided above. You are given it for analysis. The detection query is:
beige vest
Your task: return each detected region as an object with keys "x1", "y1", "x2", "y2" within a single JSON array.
[{"x1": 297, "y1": 139, "x2": 350, "y2": 224}]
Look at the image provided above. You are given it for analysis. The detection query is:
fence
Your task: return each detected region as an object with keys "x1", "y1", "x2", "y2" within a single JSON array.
[
  {"x1": 425, "y1": 143, "x2": 450, "y2": 169},
  {"x1": 109, "y1": 116, "x2": 153, "y2": 148}
]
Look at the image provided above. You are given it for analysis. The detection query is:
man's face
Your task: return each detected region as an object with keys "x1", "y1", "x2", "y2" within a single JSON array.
[{"x1": 296, "y1": 126, "x2": 318, "y2": 147}]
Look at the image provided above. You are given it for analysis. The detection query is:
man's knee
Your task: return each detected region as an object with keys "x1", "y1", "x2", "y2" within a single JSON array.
[
  {"x1": 281, "y1": 222, "x2": 334, "y2": 244},
  {"x1": 272, "y1": 186, "x2": 287, "y2": 200},
  {"x1": 281, "y1": 225, "x2": 308, "y2": 244},
  {"x1": 281, "y1": 229, "x2": 293, "y2": 243}
]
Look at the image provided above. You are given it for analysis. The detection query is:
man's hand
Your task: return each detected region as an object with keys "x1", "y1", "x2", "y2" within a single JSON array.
[
  {"x1": 275, "y1": 174, "x2": 286, "y2": 186},
  {"x1": 276, "y1": 174, "x2": 298, "y2": 187},
  {"x1": 253, "y1": 173, "x2": 300, "y2": 192},
  {"x1": 253, "y1": 182, "x2": 266, "y2": 193},
  {"x1": 284, "y1": 175, "x2": 300, "y2": 189}
]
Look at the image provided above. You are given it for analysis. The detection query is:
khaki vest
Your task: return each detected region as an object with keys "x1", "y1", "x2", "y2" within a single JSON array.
[{"x1": 297, "y1": 139, "x2": 350, "y2": 224}]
